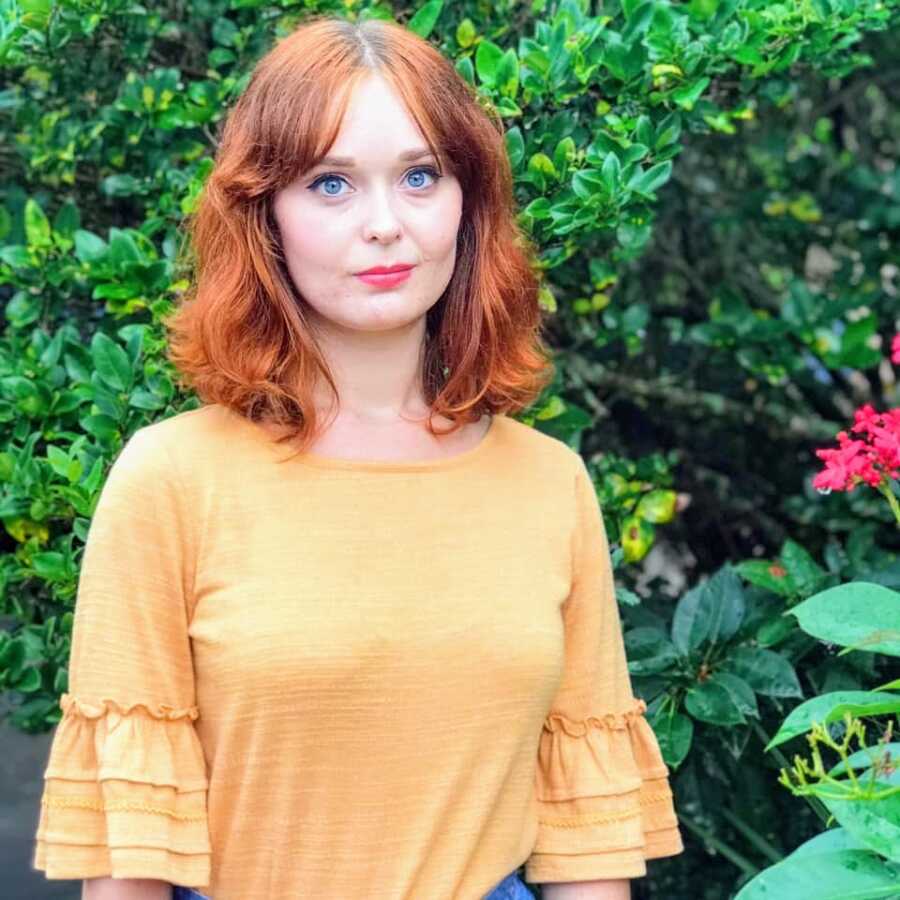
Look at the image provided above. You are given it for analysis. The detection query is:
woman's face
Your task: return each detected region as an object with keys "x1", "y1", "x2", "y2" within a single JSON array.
[{"x1": 272, "y1": 73, "x2": 464, "y2": 337}]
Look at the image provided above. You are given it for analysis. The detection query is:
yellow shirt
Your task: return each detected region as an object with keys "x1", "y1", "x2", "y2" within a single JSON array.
[{"x1": 33, "y1": 403, "x2": 683, "y2": 899}]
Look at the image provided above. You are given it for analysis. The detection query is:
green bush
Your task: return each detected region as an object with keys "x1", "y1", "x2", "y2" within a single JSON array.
[{"x1": 3, "y1": 1, "x2": 900, "y2": 897}]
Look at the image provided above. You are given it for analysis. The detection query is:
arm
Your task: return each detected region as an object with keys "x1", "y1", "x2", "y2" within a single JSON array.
[
  {"x1": 33, "y1": 426, "x2": 211, "y2": 889},
  {"x1": 541, "y1": 878, "x2": 630, "y2": 900},
  {"x1": 83, "y1": 878, "x2": 172, "y2": 900},
  {"x1": 525, "y1": 450, "x2": 683, "y2": 885}
]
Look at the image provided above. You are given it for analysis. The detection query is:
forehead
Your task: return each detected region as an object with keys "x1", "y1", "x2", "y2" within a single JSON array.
[{"x1": 323, "y1": 73, "x2": 433, "y2": 160}]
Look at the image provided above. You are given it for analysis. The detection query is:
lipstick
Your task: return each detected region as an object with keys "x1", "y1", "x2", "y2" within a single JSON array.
[{"x1": 354, "y1": 266, "x2": 415, "y2": 289}]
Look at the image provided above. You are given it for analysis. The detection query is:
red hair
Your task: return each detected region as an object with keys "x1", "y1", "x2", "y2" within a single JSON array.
[{"x1": 164, "y1": 14, "x2": 555, "y2": 453}]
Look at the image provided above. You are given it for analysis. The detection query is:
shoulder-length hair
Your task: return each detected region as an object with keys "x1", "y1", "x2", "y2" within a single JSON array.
[{"x1": 164, "y1": 13, "x2": 555, "y2": 453}]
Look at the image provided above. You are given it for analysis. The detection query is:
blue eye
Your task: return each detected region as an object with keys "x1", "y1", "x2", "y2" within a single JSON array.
[
  {"x1": 312, "y1": 175, "x2": 346, "y2": 197},
  {"x1": 403, "y1": 166, "x2": 442, "y2": 189},
  {"x1": 308, "y1": 166, "x2": 441, "y2": 197}
]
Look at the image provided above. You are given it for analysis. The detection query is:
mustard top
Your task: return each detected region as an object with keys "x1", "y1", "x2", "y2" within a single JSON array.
[{"x1": 33, "y1": 403, "x2": 683, "y2": 899}]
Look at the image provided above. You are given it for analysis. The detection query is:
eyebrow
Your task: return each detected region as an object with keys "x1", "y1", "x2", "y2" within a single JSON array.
[{"x1": 314, "y1": 148, "x2": 437, "y2": 167}]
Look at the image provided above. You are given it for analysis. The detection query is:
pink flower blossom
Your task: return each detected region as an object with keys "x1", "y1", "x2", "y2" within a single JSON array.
[
  {"x1": 892, "y1": 333, "x2": 900, "y2": 365},
  {"x1": 813, "y1": 404, "x2": 900, "y2": 492}
]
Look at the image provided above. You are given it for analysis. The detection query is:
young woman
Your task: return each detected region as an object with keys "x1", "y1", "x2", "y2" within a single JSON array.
[{"x1": 33, "y1": 14, "x2": 683, "y2": 900}]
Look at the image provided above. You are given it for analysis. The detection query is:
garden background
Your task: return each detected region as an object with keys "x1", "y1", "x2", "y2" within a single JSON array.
[{"x1": 2, "y1": 0, "x2": 899, "y2": 898}]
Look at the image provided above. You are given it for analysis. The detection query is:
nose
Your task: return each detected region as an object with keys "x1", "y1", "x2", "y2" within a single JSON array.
[{"x1": 362, "y1": 183, "x2": 402, "y2": 243}]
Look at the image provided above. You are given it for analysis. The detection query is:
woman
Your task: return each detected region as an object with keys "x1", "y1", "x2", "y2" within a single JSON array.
[{"x1": 32, "y1": 14, "x2": 683, "y2": 900}]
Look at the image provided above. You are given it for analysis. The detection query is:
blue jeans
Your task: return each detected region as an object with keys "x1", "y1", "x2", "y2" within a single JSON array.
[{"x1": 172, "y1": 865, "x2": 532, "y2": 899}]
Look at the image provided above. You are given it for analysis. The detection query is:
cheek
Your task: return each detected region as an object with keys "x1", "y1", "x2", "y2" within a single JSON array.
[
  {"x1": 422, "y1": 186, "x2": 463, "y2": 256},
  {"x1": 276, "y1": 202, "x2": 344, "y2": 268}
]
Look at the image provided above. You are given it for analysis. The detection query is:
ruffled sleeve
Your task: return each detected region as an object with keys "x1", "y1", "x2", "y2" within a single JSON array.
[
  {"x1": 32, "y1": 426, "x2": 211, "y2": 888},
  {"x1": 525, "y1": 452, "x2": 684, "y2": 884}
]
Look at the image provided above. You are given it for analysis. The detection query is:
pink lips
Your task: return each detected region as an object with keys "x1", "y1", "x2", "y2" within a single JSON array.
[{"x1": 354, "y1": 267, "x2": 414, "y2": 289}]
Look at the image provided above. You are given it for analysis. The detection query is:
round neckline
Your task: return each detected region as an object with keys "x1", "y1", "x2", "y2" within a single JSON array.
[{"x1": 275, "y1": 414, "x2": 501, "y2": 473}]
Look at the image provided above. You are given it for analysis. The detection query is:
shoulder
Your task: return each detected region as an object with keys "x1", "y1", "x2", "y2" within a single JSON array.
[
  {"x1": 109, "y1": 403, "x2": 233, "y2": 491},
  {"x1": 492, "y1": 413, "x2": 585, "y2": 483},
  {"x1": 124, "y1": 402, "x2": 236, "y2": 464},
  {"x1": 496, "y1": 415, "x2": 584, "y2": 474},
  {"x1": 132, "y1": 402, "x2": 224, "y2": 444}
]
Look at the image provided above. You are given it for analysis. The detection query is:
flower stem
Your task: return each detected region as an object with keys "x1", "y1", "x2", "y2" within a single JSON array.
[{"x1": 878, "y1": 481, "x2": 900, "y2": 526}]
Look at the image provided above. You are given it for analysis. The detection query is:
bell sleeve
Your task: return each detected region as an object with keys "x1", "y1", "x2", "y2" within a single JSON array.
[
  {"x1": 525, "y1": 452, "x2": 684, "y2": 884},
  {"x1": 32, "y1": 425, "x2": 211, "y2": 887}
]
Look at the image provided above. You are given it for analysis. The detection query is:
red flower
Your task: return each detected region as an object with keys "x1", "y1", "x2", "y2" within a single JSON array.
[
  {"x1": 813, "y1": 404, "x2": 900, "y2": 493},
  {"x1": 892, "y1": 333, "x2": 900, "y2": 365}
]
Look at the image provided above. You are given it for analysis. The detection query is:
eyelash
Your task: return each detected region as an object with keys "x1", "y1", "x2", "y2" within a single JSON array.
[{"x1": 307, "y1": 166, "x2": 442, "y2": 197}]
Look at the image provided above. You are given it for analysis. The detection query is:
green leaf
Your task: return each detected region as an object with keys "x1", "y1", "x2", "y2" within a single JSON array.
[
  {"x1": 456, "y1": 18, "x2": 476, "y2": 48},
  {"x1": 455, "y1": 55, "x2": 475, "y2": 85},
  {"x1": 627, "y1": 161, "x2": 673, "y2": 197},
  {"x1": 672, "y1": 580, "x2": 711, "y2": 653},
  {"x1": 5, "y1": 290, "x2": 41, "y2": 327},
  {"x1": 81, "y1": 414, "x2": 119, "y2": 442},
  {"x1": 93, "y1": 282, "x2": 141, "y2": 301},
  {"x1": 821, "y1": 791, "x2": 900, "y2": 864},
  {"x1": 736, "y1": 559, "x2": 796, "y2": 597},
  {"x1": 407, "y1": 0, "x2": 443, "y2": 39},
  {"x1": 212, "y1": 16, "x2": 239, "y2": 46},
  {"x1": 496, "y1": 48, "x2": 519, "y2": 98},
  {"x1": 829, "y1": 743, "x2": 900, "y2": 779},
  {"x1": 74, "y1": 230, "x2": 107, "y2": 263},
  {"x1": 652, "y1": 710, "x2": 693, "y2": 769},
  {"x1": 107, "y1": 229, "x2": 142, "y2": 266},
  {"x1": 553, "y1": 136, "x2": 576, "y2": 173},
  {"x1": 756, "y1": 615, "x2": 797, "y2": 648},
  {"x1": 53, "y1": 199, "x2": 80, "y2": 237},
  {"x1": 621, "y1": 1, "x2": 655, "y2": 41},
  {"x1": 620, "y1": 144, "x2": 648, "y2": 167},
  {"x1": 766, "y1": 691, "x2": 900, "y2": 751},
  {"x1": 528, "y1": 152, "x2": 557, "y2": 179},
  {"x1": 90, "y1": 332, "x2": 133, "y2": 393},
  {"x1": 625, "y1": 627, "x2": 680, "y2": 674},
  {"x1": 0, "y1": 640, "x2": 24, "y2": 674},
  {"x1": 733, "y1": 44, "x2": 763, "y2": 65},
  {"x1": 713, "y1": 671, "x2": 759, "y2": 718},
  {"x1": 672, "y1": 565, "x2": 745, "y2": 653},
  {"x1": 102, "y1": 174, "x2": 141, "y2": 197},
  {"x1": 719, "y1": 646, "x2": 803, "y2": 698},
  {"x1": 788, "y1": 827, "x2": 869, "y2": 859},
  {"x1": 522, "y1": 197, "x2": 551, "y2": 220},
  {"x1": 128, "y1": 388, "x2": 166, "y2": 411},
  {"x1": 475, "y1": 39, "x2": 504, "y2": 86},
  {"x1": 635, "y1": 489, "x2": 676, "y2": 523},
  {"x1": 671, "y1": 76, "x2": 710, "y2": 110},
  {"x1": 32, "y1": 551, "x2": 67, "y2": 580},
  {"x1": 685, "y1": 678, "x2": 746, "y2": 725},
  {"x1": 600, "y1": 152, "x2": 622, "y2": 192},
  {"x1": 733, "y1": 848, "x2": 900, "y2": 899},
  {"x1": 635, "y1": 115, "x2": 653, "y2": 146},
  {"x1": 840, "y1": 314, "x2": 881, "y2": 368},
  {"x1": 0, "y1": 245, "x2": 31, "y2": 268},
  {"x1": 25, "y1": 198, "x2": 51, "y2": 248},
  {"x1": 789, "y1": 582, "x2": 900, "y2": 656},
  {"x1": 505, "y1": 126, "x2": 525, "y2": 169},
  {"x1": 46, "y1": 445, "x2": 73, "y2": 479},
  {"x1": 571, "y1": 168, "x2": 607, "y2": 199},
  {"x1": 15, "y1": 666, "x2": 42, "y2": 692},
  {"x1": 64, "y1": 349, "x2": 92, "y2": 384},
  {"x1": 494, "y1": 96, "x2": 521, "y2": 117},
  {"x1": 780, "y1": 539, "x2": 828, "y2": 594}
]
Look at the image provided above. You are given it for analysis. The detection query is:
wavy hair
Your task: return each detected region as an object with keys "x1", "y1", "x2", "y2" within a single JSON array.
[{"x1": 164, "y1": 13, "x2": 555, "y2": 454}]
